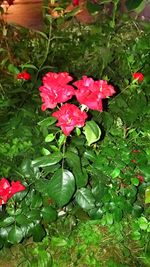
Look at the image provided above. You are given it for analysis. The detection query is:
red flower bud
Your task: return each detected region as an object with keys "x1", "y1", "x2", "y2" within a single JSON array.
[
  {"x1": 132, "y1": 72, "x2": 144, "y2": 82},
  {"x1": 17, "y1": 71, "x2": 31, "y2": 81},
  {"x1": 137, "y1": 175, "x2": 144, "y2": 183}
]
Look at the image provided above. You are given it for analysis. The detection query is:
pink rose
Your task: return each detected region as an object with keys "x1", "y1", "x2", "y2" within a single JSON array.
[
  {"x1": 39, "y1": 72, "x2": 75, "y2": 111},
  {"x1": 52, "y1": 103, "x2": 88, "y2": 136},
  {"x1": 73, "y1": 76, "x2": 115, "y2": 111}
]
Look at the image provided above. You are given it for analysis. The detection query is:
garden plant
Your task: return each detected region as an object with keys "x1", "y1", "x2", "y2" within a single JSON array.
[{"x1": 0, "y1": 0, "x2": 150, "y2": 266}]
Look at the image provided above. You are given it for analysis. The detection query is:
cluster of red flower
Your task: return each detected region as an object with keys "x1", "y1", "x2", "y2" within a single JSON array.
[
  {"x1": 0, "y1": 178, "x2": 25, "y2": 205},
  {"x1": 39, "y1": 72, "x2": 116, "y2": 136}
]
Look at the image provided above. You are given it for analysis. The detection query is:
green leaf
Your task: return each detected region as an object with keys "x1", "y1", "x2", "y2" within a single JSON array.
[
  {"x1": 16, "y1": 214, "x2": 29, "y2": 225},
  {"x1": 42, "y1": 206, "x2": 57, "y2": 223},
  {"x1": 83, "y1": 120, "x2": 101, "y2": 146},
  {"x1": 30, "y1": 193, "x2": 43, "y2": 209},
  {"x1": 8, "y1": 226, "x2": 23, "y2": 244},
  {"x1": 125, "y1": 0, "x2": 146, "y2": 12},
  {"x1": 75, "y1": 188, "x2": 95, "y2": 211},
  {"x1": 38, "y1": 117, "x2": 57, "y2": 127},
  {"x1": 27, "y1": 210, "x2": 41, "y2": 221},
  {"x1": 66, "y1": 151, "x2": 88, "y2": 188},
  {"x1": 111, "y1": 168, "x2": 120, "y2": 179},
  {"x1": 105, "y1": 213, "x2": 114, "y2": 225},
  {"x1": 0, "y1": 217, "x2": 15, "y2": 227},
  {"x1": 145, "y1": 187, "x2": 150, "y2": 204},
  {"x1": 20, "y1": 63, "x2": 38, "y2": 70},
  {"x1": 47, "y1": 169, "x2": 75, "y2": 207},
  {"x1": 32, "y1": 152, "x2": 63, "y2": 168},
  {"x1": 8, "y1": 64, "x2": 20, "y2": 74},
  {"x1": 131, "y1": 178, "x2": 140, "y2": 186},
  {"x1": 32, "y1": 224, "x2": 46, "y2": 242},
  {"x1": 45, "y1": 133, "x2": 55, "y2": 143},
  {"x1": 138, "y1": 217, "x2": 148, "y2": 230}
]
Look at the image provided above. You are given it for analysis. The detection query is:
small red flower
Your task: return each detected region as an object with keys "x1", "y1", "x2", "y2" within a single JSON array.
[
  {"x1": 131, "y1": 159, "x2": 136, "y2": 164},
  {"x1": 137, "y1": 175, "x2": 144, "y2": 183},
  {"x1": 0, "y1": 178, "x2": 26, "y2": 205},
  {"x1": 132, "y1": 149, "x2": 140, "y2": 153},
  {"x1": 132, "y1": 72, "x2": 144, "y2": 82},
  {"x1": 72, "y1": 0, "x2": 79, "y2": 6},
  {"x1": 17, "y1": 71, "x2": 31, "y2": 81},
  {"x1": 52, "y1": 103, "x2": 88, "y2": 136}
]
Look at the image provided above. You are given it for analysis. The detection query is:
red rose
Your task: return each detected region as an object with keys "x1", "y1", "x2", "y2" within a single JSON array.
[
  {"x1": 39, "y1": 72, "x2": 75, "y2": 111},
  {"x1": 73, "y1": 76, "x2": 115, "y2": 111},
  {"x1": 17, "y1": 71, "x2": 31, "y2": 81},
  {"x1": 132, "y1": 72, "x2": 144, "y2": 82},
  {"x1": 0, "y1": 178, "x2": 26, "y2": 205},
  {"x1": 52, "y1": 103, "x2": 88, "y2": 136}
]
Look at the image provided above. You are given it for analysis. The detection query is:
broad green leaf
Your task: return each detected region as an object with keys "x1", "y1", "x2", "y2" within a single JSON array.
[
  {"x1": 32, "y1": 152, "x2": 62, "y2": 168},
  {"x1": 88, "y1": 207, "x2": 103, "y2": 219},
  {"x1": 145, "y1": 187, "x2": 150, "y2": 204},
  {"x1": 16, "y1": 214, "x2": 29, "y2": 225},
  {"x1": 42, "y1": 206, "x2": 57, "y2": 223},
  {"x1": 84, "y1": 150, "x2": 96, "y2": 162},
  {"x1": 83, "y1": 120, "x2": 101, "y2": 146},
  {"x1": 27, "y1": 210, "x2": 41, "y2": 221},
  {"x1": 75, "y1": 188, "x2": 95, "y2": 211},
  {"x1": 0, "y1": 217, "x2": 15, "y2": 227},
  {"x1": 30, "y1": 193, "x2": 43, "y2": 208},
  {"x1": 32, "y1": 224, "x2": 46, "y2": 242},
  {"x1": 66, "y1": 151, "x2": 88, "y2": 188},
  {"x1": 45, "y1": 133, "x2": 55, "y2": 143},
  {"x1": 47, "y1": 169, "x2": 75, "y2": 207},
  {"x1": 8, "y1": 226, "x2": 23, "y2": 244}
]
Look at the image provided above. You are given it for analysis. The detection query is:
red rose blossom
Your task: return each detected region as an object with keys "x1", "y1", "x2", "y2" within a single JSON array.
[
  {"x1": 17, "y1": 71, "x2": 31, "y2": 81},
  {"x1": 52, "y1": 103, "x2": 88, "y2": 136},
  {"x1": 0, "y1": 178, "x2": 26, "y2": 205},
  {"x1": 39, "y1": 72, "x2": 75, "y2": 111},
  {"x1": 73, "y1": 76, "x2": 115, "y2": 111},
  {"x1": 132, "y1": 72, "x2": 144, "y2": 82}
]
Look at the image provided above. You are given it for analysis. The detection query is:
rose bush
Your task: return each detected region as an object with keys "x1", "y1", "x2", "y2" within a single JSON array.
[{"x1": 0, "y1": 3, "x2": 150, "y2": 265}]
